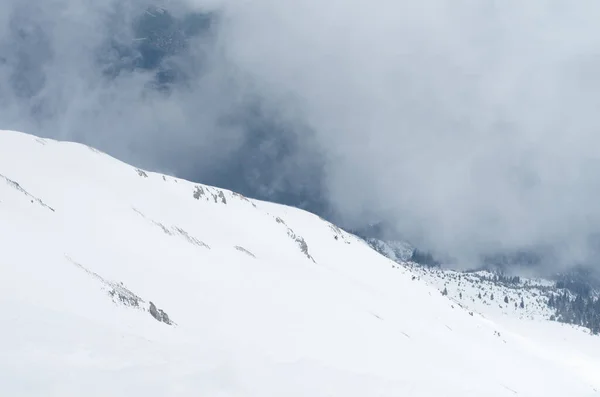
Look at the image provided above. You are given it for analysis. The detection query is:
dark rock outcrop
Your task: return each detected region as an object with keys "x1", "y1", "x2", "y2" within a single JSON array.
[{"x1": 149, "y1": 301, "x2": 172, "y2": 325}]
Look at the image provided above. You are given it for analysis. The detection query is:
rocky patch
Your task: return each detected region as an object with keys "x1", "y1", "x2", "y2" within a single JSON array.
[
  {"x1": 193, "y1": 185, "x2": 226, "y2": 204},
  {"x1": 234, "y1": 245, "x2": 256, "y2": 258},
  {"x1": 328, "y1": 223, "x2": 352, "y2": 244},
  {"x1": 232, "y1": 191, "x2": 257, "y2": 208},
  {"x1": 133, "y1": 208, "x2": 210, "y2": 249},
  {"x1": 274, "y1": 216, "x2": 315, "y2": 262},
  {"x1": 67, "y1": 255, "x2": 174, "y2": 326},
  {"x1": 193, "y1": 185, "x2": 206, "y2": 199},
  {"x1": 149, "y1": 302, "x2": 172, "y2": 325},
  {"x1": 1, "y1": 174, "x2": 55, "y2": 212}
]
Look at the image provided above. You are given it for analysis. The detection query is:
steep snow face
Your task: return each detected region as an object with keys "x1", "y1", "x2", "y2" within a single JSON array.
[{"x1": 0, "y1": 130, "x2": 599, "y2": 396}]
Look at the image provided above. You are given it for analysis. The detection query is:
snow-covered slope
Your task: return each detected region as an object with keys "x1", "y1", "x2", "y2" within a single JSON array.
[
  {"x1": 1, "y1": 130, "x2": 599, "y2": 396},
  {"x1": 408, "y1": 266, "x2": 557, "y2": 320}
]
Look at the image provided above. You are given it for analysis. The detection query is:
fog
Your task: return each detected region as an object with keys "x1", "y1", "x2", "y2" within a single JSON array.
[{"x1": 2, "y1": 0, "x2": 600, "y2": 269}]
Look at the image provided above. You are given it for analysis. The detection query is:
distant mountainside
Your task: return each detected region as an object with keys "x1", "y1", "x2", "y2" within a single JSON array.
[
  {"x1": 363, "y1": 236, "x2": 600, "y2": 335},
  {"x1": 99, "y1": 4, "x2": 215, "y2": 87}
]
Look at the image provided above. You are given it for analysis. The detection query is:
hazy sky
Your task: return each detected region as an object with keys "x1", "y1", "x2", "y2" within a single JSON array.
[{"x1": 2, "y1": 0, "x2": 600, "y2": 269}]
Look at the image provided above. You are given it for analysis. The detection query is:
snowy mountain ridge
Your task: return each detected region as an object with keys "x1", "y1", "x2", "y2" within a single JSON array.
[{"x1": 1, "y1": 130, "x2": 600, "y2": 396}]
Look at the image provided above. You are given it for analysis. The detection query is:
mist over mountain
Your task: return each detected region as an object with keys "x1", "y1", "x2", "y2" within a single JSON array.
[{"x1": 3, "y1": 0, "x2": 600, "y2": 272}]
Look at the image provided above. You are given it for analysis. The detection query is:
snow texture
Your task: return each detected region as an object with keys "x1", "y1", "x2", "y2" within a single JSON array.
[{"x1": 0, "y1": 130, "x2": 599, "y2": 396}]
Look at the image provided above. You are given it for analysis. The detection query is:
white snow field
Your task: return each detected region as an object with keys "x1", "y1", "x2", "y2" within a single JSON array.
[{"x1": 0, "y1": 130, "x2": 599, "y2": 396}]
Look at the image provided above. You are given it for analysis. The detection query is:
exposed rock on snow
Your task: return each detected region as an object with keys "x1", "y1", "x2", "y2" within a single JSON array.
[{"x1": 149, "y1": 301, "x2": 172, "y2": 325}]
